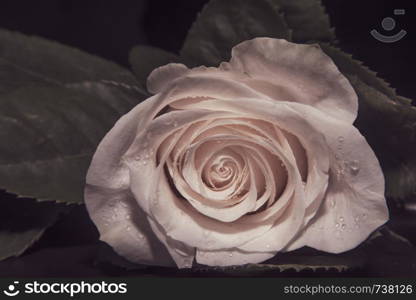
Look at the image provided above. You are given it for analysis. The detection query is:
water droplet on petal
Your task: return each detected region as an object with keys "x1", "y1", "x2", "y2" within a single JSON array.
[
  {"x1": 331, "y1": 200, "x2": 336, "y2": 208},
  {"x1": 229, "y1": 253, "x2": 233, "y2": 257},
  {"x1": 335, "y1": 223, "x2": 340, "y2": 228},
  {"x1": 266, "y1": 244, "x2": 271, "y2": 249},
  {"x1": 348, "y1": 160, "x2": 360, "y2": 175},
  {"x1": 338, "y1": 136, "x2": 344, "y2": 143},
  {"x1": 126, "y1": 226, "x2": 131, "y2": 231},
  {"x1": 339, "y1": 217, "x2": 344, "y2": 222},
  {"x1": 341, "y1": 224, "x2": 346, "y2": 230},
  {"x1": 354, "y1": 216, "x2": 360, "y2": 223}
]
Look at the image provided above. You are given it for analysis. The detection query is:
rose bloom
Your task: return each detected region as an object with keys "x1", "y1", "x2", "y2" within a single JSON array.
[{"x1": 85, "y1": 38, "x2": 388, "y2": 268}]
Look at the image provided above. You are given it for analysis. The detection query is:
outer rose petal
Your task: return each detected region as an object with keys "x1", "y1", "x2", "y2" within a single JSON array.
[
  {"x1": 85, "y1": 97, "x2": 178, "y2": 267},
  {"x1": 147, "y1": 38, "x2": 358, "y2": 124},
  {"x1": 283, "y1": 105, "x2": 388, "y2": 253},
  {"x1": 85, "y1": 186, "x2": 174, "y2": 266},
  {"x1": 226, "y1": 38, "x2": 358, "y2": 123},
  {"x1": 85, "y1": 97, "x2": 154, "y2": 189}
]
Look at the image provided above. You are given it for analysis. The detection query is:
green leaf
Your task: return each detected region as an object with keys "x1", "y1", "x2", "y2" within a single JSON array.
[
  {"x1": 320, "y1": 44, "x2": 416, "y2": 200},
  {"x1": 0, "y1": 29, "x2": 138, "y2": 95},
  {"x1": 0, "y1": 193, "x2": 68, "y2": 261},
  {"x1": 129, "y1": 45, "x2": 184, "y2": 87},
  {"x1": 271, "y1": 0, "x2": 335, "y2": 43},
  {"x1": 180, "y1": 0, "x2": 291, "y2": 67},
  {"x1": 0, "y1": 85, "x2": 146, "y2": 204},
  {"x1": 0, "y1": 29, "x2": 149, "y2": 204}
]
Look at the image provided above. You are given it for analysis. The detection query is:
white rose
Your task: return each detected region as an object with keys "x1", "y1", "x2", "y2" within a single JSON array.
[{"x1": 85, "y1": 38, "x2": 388, "y2": 268}]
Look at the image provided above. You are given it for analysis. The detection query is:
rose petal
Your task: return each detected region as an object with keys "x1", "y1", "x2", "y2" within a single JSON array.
[
  {"x1": 85, "y1": 185, "x2": 174, "y2": 266},
  {"x1": 147, "y1": 63, "x2": 189, "y2": 94},
  {"x1": 85, "y1": 97, "x2": 155, "y2": 189},
  {"x1": 225, "y1": 38, "x2": 358, "y2": 123},
  {"x1": 148, "y1": 218, "x2": 195, "y2": 268},
  {"x1": 284, "y1": 110, "x2": 388, "y2": 253}
]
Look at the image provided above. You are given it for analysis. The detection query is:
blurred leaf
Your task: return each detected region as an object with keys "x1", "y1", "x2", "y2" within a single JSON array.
[
  {"x1": 271, "y1": 0, "x2": 335, "y2": 43},
  {"x1": 321, "y1": 44, "x2": 416, "y2": 200},
  {"x1": 129, "y1": 45, "x2": 184, "y2": 87},
  {"x1": 180, "y1": 0, "x2": 291, "y2": 67},
  {"x1": 0, "y1": 192, "x2": 68, "y2": 261},
  {"x1": 0, "y1": 29, "x2": 149, "y2": 204}
]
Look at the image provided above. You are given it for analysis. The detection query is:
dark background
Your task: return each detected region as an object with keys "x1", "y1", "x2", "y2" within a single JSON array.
[{"x1": 0, "y1": 0, "x2": 415, "y2": 277}]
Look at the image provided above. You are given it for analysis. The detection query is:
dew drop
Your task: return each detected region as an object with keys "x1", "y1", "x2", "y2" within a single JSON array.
[
  {"x1": 138, "y1": 234, "x2": 144, "y2": 240},
  {"x1": 339, "y1": 217, "x2": 344, "y2": 222},
  {"x1": 331, "y1": 200, "x2": 336, "y2": 208},
  {"x1": 126, "y1": 226, "x2": 131, "y2": 232},
  {"x1": 335, "y1": 223, "x2": 340, "y2": 228},
  {"x1": 266, "y1": 244, "x2": 271, "y2": 249},
  {"x1": 341, "y1": 224, "x2": 346, "y2": 230},
  {"x1": 348, "y1": 160, "x2": 360, "y2": 176},
  {"x1": 354, "y1": 216, "x2": 360, "y2": 223},
  {"x1": 338, "y1": 136, "x2": 344, "y2": 143},
  {"x1": 229, "y1": 253, "x2": 233, "y2": 257}
]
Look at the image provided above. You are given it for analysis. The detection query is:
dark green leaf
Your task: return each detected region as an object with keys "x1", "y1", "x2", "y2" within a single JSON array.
[
  {"x1": 129, "y1": 45, "x2": 184, "y2": 87},
  {"x1": 0, "y1": 29, "x2": 138, "y2": 95},
  {"x1": 0, "y1": 85, "x2": 146, "y2": 204},
  {"x1": 320, "y1": 44, "x2": 416, "y2": 200},
  {"x1": 0, "y1": 29, "x2": 149, "y2": 204},
  {"x1": 271, "y1": 0, "x2": 335, "y2": 43},
  {"x1": 0, "y1": 193, "x2": 68, "y2": 261},
  {"x1": 180, "y1": 0, "x2": 291, "y2": 67}
]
